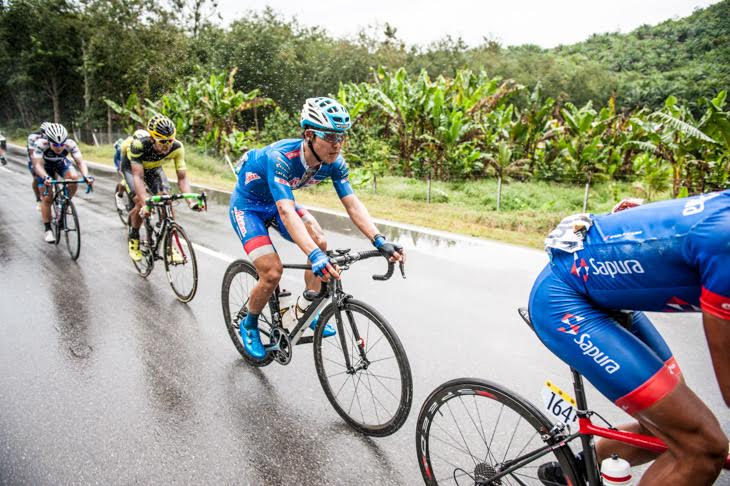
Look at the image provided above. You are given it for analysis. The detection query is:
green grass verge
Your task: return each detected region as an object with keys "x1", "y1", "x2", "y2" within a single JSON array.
[{"x1": 9, "y1": 138, "x2": 669, "y2": 249}]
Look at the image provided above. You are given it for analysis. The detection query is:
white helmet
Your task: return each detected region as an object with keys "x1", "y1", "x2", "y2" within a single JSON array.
[
  {"x1": 300, "y1": 97, "x2": 351, "y2": 133},
  {"x1": 45, "y1": 123, "x2": 68, "y2": 144},
  {"x1": 39, "y1": 121, "x2": 52, "y2": 134}
]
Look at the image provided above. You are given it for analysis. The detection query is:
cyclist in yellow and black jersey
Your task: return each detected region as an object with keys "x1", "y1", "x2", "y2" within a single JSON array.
[{"x1": 121, "y1": 115, "x2": 201, "y2": 262}]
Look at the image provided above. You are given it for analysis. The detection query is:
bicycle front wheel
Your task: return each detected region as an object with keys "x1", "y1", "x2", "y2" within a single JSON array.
[
  {"x1": 62, "y1": 200, "x2": 81, "y2": 260},
  {"x1": 164, "y1": 223, "x2": 198, "y2": 302},
  {"x1": 416, "y1": 378, "x2": 582, "y2": 486},
  {"x1": 313, "y1": 299, "x2": 412, "y2": 437},
  {"x1": 221, "y1": 259, "x2": 275, "y2": 367},
  {"x1": 133, "y1": 220, "x2": 154, "y2": 277}
]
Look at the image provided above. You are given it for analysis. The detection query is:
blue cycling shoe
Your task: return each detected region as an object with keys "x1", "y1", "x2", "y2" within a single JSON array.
[
  {"x1": 309, "y1": 313, "x2": 336, "y2": 338},
  {"x1": 239, "y1": 320, "x2": 266, "y2": 360}
]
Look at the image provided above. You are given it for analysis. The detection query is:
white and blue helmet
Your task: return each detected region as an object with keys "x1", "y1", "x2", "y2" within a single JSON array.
[{"x1": 300, "y1": 97, "x2": 351, "y2": 133}]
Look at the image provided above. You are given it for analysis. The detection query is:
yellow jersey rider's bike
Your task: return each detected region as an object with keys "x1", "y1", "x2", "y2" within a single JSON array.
[
  {"x1": 221, "y1": 249, "x2": 413, "y2": 437},
  {"x1": 414, "y1": 308, "x2": 730, "y2": 485},
  {"x1": 133, "y1": 192, "x2": 206, "y2": 303},
  {"x1": 44, "y1": 178, "x2": 93, "y2": 261}
]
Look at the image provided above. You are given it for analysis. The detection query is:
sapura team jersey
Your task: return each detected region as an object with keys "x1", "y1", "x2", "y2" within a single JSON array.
[
  {"x1": 547, "y1": 190, "x2": 730, "y2": 319},
  {"x1": 529, "y1": 190, "x2": 729, "y2": 414},
  {"x1": 119, "y1": 135, "x2": 186, "y2": 172},
  {"x1": 231, "y1": 138, "x2": 353, "y2": 208}
]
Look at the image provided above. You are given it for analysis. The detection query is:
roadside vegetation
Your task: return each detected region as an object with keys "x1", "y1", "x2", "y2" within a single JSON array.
[{"x1": 1, "y1": 0, "x2": 727, "y2": 247}]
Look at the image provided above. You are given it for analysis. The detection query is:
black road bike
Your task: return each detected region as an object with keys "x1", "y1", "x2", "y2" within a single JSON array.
[
  {"x1": 133, "y1": 192, "x2": 206, "y2": 303},
  {"x1": 221, "y1": 249, "x2": 413, "y2": 437},
  {"x1": 46, "y1": 178, "x2": 92, "y2": 261}
]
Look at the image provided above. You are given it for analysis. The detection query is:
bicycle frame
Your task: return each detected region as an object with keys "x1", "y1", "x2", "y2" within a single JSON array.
[{"x1": 256, "y1": 249, "x2": 400, "y2": 366}]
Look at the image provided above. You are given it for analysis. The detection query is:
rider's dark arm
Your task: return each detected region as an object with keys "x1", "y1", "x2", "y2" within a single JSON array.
[
  {"x1": 31, "y1": 153, "x2": 48, "y2": 179},
  {"x1": 702, "y1": 311, "x2": 730, "y2": 407},
  {"x1": 176, "y1": 169, "x2": 192, "y2": 193},
  {"x1": 131, "y1": 162, "x2": 147, "y2": 202}
]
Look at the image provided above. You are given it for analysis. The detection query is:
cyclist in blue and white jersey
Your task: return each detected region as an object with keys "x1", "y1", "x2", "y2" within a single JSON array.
[
  {"x1": 26, "y1": 122, "x2": 51, "y2": 207},
  {"x1": 31, "y1": 123, "x2": 94, "y2": 243},
  {"x1": 229, "y1": 97, "x2": 405, "y2": 360},
  {"x1": 530, "y1": 193, "x2": 729, "y2": 485}
]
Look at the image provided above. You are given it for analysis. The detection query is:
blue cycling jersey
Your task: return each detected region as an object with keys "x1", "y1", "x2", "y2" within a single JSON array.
[
  {"x1": 529, "y1": 190, "x2": 730, "y2": 415},
  {"x1": 548, "y1": 190, "x2": 730, "y2": 319},
  {"x1": 231, "y1": 139, "x2": 353, "y2": 207}
]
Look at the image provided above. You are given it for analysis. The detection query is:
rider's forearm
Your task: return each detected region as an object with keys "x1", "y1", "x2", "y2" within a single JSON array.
[
  {"x1": 702, "y1": 311, "x2": 730, "y2": 407},
  {"x1": 177, "y1": 170, "x2": 192, "y2": 193},
  {"x1": 75, "y1": 156, "x2": 89, "y2": 177},
  {"x1": 341, "y1": 194, "x2": 379, "y2": 241},
  {"x1": 32, "y1": 158, "x2": 47, "y2": 179},
  {"x1": 277, "y1": 202, "x2": 319, "y2": 255}
]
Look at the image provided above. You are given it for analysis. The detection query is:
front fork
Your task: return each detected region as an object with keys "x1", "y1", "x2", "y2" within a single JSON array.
[{"x1": 331, "y1": 280, "x2": 368, "y2": 374}]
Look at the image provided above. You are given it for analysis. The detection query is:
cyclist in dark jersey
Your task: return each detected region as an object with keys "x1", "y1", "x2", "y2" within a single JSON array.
[
  {"x1": 121, "y1": 115, "x2": 200, "y2": 262},
  {"x1": 228, "y1": 97, "x2": 405, "y2": 360},
  {"x1": 530, "y1": 191, "x2": 729, "y2": 485}
]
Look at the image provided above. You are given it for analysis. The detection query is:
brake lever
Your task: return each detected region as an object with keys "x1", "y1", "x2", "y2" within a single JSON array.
[{"x1": 399, "y1": 261, "x2": 406, "y2": 279}]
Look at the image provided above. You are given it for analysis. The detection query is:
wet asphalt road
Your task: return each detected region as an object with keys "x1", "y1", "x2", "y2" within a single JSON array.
[{"x1": 0, "y1": 153, "x2": 728, "y2": 485}]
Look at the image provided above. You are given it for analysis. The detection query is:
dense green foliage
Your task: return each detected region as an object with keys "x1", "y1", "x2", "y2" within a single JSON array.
[{"x1": 0, "y1": 0, "x2": 727, "y2": 204}]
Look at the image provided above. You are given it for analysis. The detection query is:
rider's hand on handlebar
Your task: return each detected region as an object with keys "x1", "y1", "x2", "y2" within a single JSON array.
[
  {"x1": 309, "y1": 248, "x2": 340, "y2": 282},
  {"x1": 188, "y1": 200, "x2": 204, "y2": 212},
  {"x1": 139, "y1": 205, "x2": 151, "y2": 218},
  {"x1": 84, "y1": 174, "x2": 95, "y2": 186},
  {"x1": 43, "y1": 175, "x2": 52, "y2": 187},
  {"x1": 373, "y1": 234, "x2": 406, "y2": 263}
]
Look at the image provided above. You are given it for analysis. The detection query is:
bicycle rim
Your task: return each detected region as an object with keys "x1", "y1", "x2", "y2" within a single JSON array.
[
  {"x1": 63, "y1": 201, "x2": 81, "y2": 260},
  {"x1": 116, "y1": 187, "x2": 130, "y2": 226},
  {"x1": 220, "y1": 259, "x2": 274, "y2": 367},
  {"x1": 416, "y1": 378, "x2": 581, "y2": 486},
  {"x1": 132, "y1": 221, "x2": 154, "y2": 277},
  {"x1": 164, "y1": 224, "x2": 198, "y2": 302},
  {"x1": 313, "y1": 299, "x2": 413, "y2": 436}
]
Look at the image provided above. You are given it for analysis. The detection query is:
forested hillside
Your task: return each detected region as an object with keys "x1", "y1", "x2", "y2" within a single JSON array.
[{"x1": 0, "y1": 0, "x2": 727, "y2": 128}]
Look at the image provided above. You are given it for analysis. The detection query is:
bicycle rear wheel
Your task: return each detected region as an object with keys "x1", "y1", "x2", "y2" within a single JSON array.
[
  {"x1": 164, "y1": 223, "x2": 198, "y2": 302},
  {"x1": 416, "y1": 378, "x2": 582, "y2": 486},
  {"x1": 313, "y1": 299, "x2": 412, "y2": 437},
  {"x1": 115, "y1": 184, "x2": 131, "y2": 226},
  {"x1": 62, "y1": 200, "x2": 81, "y2": 260},
  {"x1": 133, "y1": 220, "x2": 154, "y2": 277},
  {"x1": 221, "y1": 259, "x2": 274, "y2": 367}
]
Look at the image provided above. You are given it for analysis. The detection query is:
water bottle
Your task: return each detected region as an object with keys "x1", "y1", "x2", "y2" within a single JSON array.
[
  {"x1": 600, "y1": 454, "x2": 632, "y2": 486},
  {"x1": 278, "y1": 290, "x2": 295, "y2": 327}
]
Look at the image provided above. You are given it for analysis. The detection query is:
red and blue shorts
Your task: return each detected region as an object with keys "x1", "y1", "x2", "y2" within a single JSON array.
[
  {"x1": 528, "y1": 264, "x2": 682, "y2": 415},
  {"x1": 229, "y1": 202, "x2": 315, "y2": 261}
]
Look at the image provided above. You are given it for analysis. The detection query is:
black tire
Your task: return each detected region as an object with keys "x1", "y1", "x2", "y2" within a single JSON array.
[
  {"x1": 115, "y1": 184, "x2": 131, "y2": 227},
  {"x1": 313, "y1": 299, "x2": 413, "y2": 437},
  {"x1": 50, "y1": 199, "x2": 62, "y2": 246},
  {"x1": 415, "y1": 378, "x2": 582, "y2": 486},
  {"x1": 62, "y1": 200, "x2": 81, "y2": 260},
  {"x1": 164, "y1": 223, "x2": 198, "y2": 302},
  {"x1": 132, "y1": 219, "x2": 154, "y2": 277},
  {"x1": 221, "y1": 259, "x2": 275, "y2": 367}
]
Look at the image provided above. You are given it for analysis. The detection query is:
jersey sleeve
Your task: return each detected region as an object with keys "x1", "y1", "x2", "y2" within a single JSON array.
[
  {"x1": 129, "y1": 138, "x2": 145, "y2": 165},
  {"x1": 66, "y1": 140, "x2": 81, "y2": 158},
  {"x1": 32, "y1": 139, "x2": 48, "y2": 157},
  {"x1": 267, "y1": 152, "x2": 295, "y2": 202},
  {"x1": 331, "y1": 159, "x2": 354, "y2": 199},
  {"x1": 686, "y1": 210, "x2": 730, "y2": 319}
]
